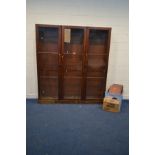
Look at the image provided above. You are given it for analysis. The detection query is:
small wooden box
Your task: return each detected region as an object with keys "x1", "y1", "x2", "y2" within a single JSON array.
[{"x1": 103, "y1": 96, "x2": 122, "y2": 112}]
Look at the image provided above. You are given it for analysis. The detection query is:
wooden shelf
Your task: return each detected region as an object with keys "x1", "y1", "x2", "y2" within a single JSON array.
[{"x1": 36, "y1": 25, "x2": 111, "y2": 103}]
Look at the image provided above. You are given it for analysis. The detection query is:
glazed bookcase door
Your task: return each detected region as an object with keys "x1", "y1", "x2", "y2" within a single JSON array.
[
  {"x1": 62, "y1": 27, "x2": 85, "y2": 99},
  {"x1": 86, "y1": 28, "x2": 110, "y2": 99},
  {"x1": 36, "y1": 25, "x2": 61, "y2": 99}
]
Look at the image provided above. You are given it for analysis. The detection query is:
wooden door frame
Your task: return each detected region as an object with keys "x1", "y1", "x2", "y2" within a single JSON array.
[
  {"x1": 35, "y1": 24, "x2": 62, "y2": 100},
  {"x1": 61, "y1": 26, "x2": 86, "y2": 100},
  {"x1": 35, "y1": 24, "x2": 112, "y2": 103},
  {"x1": 85, "y1": 27, "x2": 112, "y2": 99}
]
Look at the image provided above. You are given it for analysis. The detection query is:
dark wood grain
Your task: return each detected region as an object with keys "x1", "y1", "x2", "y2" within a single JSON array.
[
  {"x1": 81, "y1": 28, "x2": 87, "y2": 100},
  {"x1": 58, "y1": 26, "x2": 62, "y2": 99},
  {"x1": 63, "y1": 77, "x2": 82, "y2": 99},
  {"x1": 39, "y1": 77, "x2": 58, "y2": 98},
  {"x1": 86, "y1": 77, "x2": 106, "y2": 99},
  {"x1": 36, "y1": 25, "x2": 61, "y2": 99},
  {"x1": 36, "y1": 24, "x2": 111, "y2": 103},
  {"x1": 61, "y1": 26, "x2": 85, "y2": 100}
]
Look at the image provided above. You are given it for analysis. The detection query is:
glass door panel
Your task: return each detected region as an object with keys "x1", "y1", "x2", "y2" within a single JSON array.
[
  {"x1": 39, "y1": 77, "x2": 58, "y2": 99},
  {"x1": 87, "y1": 54, "x2": 107, "y2": 77},
  {"x1": 63, "y1": 77, "x2": 82, "y2": 99},
  {"x1": 86, "y1": 77, "x2": 106, "y2": 99},
  {"x1": 63, "y1": 28, "x2": 84, "y2": 99},
  {"x1": 38, "y1": 27, "x2": 59, "y2": 52},
  {"x1": 86, "y1": 29, "x2": 109, "y2": 99},
  {"x1": 37, "y1": 26, "x2": 60, "y2": 99},
  {"x1": 88, "y1": 29, "x2": 108, "y2": 54}
]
